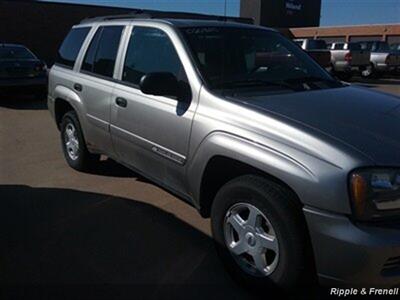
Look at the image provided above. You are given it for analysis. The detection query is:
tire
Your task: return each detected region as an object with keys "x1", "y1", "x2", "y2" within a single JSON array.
[
  {"x1": 60, "y1": 111, "x2": 100, "y2": 171},
  {"x1": 211, "y1": 175, "x2": 313, "y2": 291},
  {"x1": 361, "y1": 64, "x2": 376, "y2": 78}
]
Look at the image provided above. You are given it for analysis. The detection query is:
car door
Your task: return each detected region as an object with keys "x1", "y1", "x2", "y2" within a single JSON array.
[
  {"x1": 76, "y1": 24, "x2": 125, "y2": 155},
  {"x1": 110, "y1": 25, "x2": 196, "y2": 194}
]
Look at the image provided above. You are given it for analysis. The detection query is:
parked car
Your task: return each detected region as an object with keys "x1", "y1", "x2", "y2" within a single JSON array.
[
  {"x1": 293, "y1": 38, "x2": 331, "y2": 69},
  {"x1": 0, "y1": 43, "x2": 47, "y2": 98},
  {"x1": 328, "y1": 42, "x2": 370, "y2": 80},
  {"x1": 390, "y1": 43, "x2": 400, "y2": 74},
  {"x1": 357, "y1": 41, "x2": 400, "y2": 78},
  {"x1": 48, "y1": 15, "x2": 400, "y2": 289},
  {"x1": 391, "y1": 43, "x2": 400, "y2": 52}
]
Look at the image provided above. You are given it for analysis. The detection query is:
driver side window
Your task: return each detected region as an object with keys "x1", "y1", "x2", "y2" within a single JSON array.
[{"x1": 122, "y1": 27, "x2": 187, "y2": 87}]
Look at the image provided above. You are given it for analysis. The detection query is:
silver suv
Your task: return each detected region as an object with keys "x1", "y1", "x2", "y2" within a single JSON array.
[{"x1": 48, "y1": 14, "x2": 400, "y2": 289}]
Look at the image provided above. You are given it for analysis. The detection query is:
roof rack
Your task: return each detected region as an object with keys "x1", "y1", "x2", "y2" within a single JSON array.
[{"x1": 80, "y1": 9, "x2": 254, "y2": 25}]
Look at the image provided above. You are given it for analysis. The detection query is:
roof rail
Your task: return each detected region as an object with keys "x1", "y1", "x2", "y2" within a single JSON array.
[{"x1": 80, "y1": 9, "x2": 254, "y2": 25}]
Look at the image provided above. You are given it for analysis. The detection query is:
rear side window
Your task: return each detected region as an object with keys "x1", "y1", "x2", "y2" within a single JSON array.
[
  {"x1": 348, "y1": 43, "x2": 361, "y2": 50},
  {"x1": 0, "y1": 46, "x2": 35, "y2": 60},
  {"x1": 334, "y1": 43, "x2": 344, "y2": 50},
  {"x1": 308, "y1": 40, "x2": 327, "y2": 50},
  {"x1": 122, "y1": 27, "x2": 185, "y2": 86},
  {"x1": 81, "y1": 28, "x2": 102, "y2": 72},
  {"x1": 57, "y1": 27, "x2": 90, "y2": 68},
  {"x1": 81, "y1": 26, "x2": 124, "y2": 78}
]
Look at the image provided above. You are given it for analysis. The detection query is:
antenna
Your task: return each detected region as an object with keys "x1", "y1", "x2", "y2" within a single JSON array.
[{"x1": 224, "y1": 0, "x2": 227, "y2": 16}]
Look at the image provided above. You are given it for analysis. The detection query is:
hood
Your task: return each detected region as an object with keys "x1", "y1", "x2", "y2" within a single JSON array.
[{"x1": 235, "y1": 86, "x2": 400, "y2": 166}]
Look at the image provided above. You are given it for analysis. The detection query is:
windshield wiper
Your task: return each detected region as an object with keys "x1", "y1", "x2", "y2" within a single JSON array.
[
  {"x1": 284, "y1": 76, "x2": 339, "y2": 85},
  {"x1": 214, "y1": 79, "x2": 296, "y2": 90}
]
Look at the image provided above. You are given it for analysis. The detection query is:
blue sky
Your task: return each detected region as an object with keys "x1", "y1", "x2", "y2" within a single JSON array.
[{"x1": 41, "y1": 0, "x2": 400, "y2": 26}]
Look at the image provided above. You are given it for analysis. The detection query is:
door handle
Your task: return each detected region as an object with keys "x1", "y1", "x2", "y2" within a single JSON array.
[
  {"x1": 115, "y1": 97, "x2": 127, "y2": 108},
  {"x1": 74, "y1": 83, "x2": 83, "y2": 92}
]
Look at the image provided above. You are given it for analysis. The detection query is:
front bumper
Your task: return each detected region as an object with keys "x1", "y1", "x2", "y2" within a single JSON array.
[
  {"x1": 375, "y1": 63, "x2": 399, "y2": 72},
  {"x1": 304, "y1": 207, "x2": 400, "y2": 287},
  {"x1": 334, "y1": 63, "x2": 369, "y2": 73}
]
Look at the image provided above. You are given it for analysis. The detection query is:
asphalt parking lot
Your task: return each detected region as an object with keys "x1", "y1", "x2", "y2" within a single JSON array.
[{"x1": 0, "y1": 78, "x2": 399, "y2": 299}]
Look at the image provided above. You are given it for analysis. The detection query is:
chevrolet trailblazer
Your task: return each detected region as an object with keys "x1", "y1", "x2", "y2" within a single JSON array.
[{"x1": 48, "y1": 12, "x2": 400, "y2": 289}]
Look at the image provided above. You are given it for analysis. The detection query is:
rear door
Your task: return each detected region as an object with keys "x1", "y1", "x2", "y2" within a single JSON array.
[
  {"x1": 110, "y1": 25, "x2": 196, "y2": 193},
  {"x1": 76, "y1": 25, "x2": 125, "y2": 155}
]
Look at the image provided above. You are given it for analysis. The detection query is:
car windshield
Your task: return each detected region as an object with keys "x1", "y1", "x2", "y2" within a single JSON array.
[
  {"x1": 362, "y1": 41, "x2": 391, "y2": 52},
  {"x1": 181, "y1": 27, "x2": 338, "y2": 92},
  {"x1": 0, "y1": 46, "x2": 36, "y2": 60},
  {"x1": 374, "y1": 42, "x2": 390, "y2": 51}
]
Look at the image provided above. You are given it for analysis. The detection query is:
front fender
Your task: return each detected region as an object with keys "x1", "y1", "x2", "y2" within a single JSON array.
[{"x1": 187, "y1": 131, "x2": 353, "y2": 214}]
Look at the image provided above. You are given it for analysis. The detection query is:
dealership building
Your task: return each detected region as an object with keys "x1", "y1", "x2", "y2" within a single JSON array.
[
  {"x1": 1, "y1": 0, "x2": 399, "y2": 65},
  {"x1": 291, "y1": 24, "x2": 400, "y2": 45},
  {"x1": 0, "y1": 0, "x2": 323, "y2": 64}
]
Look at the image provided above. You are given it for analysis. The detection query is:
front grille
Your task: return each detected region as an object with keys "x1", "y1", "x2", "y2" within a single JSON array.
[{"x1": 381, "y1": 256, "x2": 400, "y2": 277}]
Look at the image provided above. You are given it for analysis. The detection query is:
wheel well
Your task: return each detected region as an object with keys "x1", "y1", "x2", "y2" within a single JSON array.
[
  {"x1": 54, "y1": 98, "x2": 74, "y2": 129},
  {"x1": 199, "y1": 156, "x2": 302, "y2": 218}
]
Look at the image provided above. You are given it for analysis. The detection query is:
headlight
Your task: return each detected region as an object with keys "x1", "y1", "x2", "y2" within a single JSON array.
[{"x1": 350, "y1": 168, "x2": 400, "y2": 221}]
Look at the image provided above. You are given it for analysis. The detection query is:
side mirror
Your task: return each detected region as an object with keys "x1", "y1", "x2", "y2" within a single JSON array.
[{"x1": 139, "y1": 72, "x2": 179, "y2": 97}]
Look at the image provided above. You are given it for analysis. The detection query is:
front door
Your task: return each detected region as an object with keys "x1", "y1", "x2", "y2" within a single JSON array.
[{"x1": 110, "y1": 26, "x2": 196, "y2": 193}]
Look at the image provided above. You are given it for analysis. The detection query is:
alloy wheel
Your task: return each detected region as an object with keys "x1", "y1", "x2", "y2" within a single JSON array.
[
  {"x1": 223, "y1": 203, "x2": 279, "y2": 277},
  {"x1": 64, "y1": 122, "x2": 80, "y2": 161}
]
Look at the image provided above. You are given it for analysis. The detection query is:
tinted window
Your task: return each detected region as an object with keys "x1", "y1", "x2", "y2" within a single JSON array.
[
  {"x1": 182, "y1": 27, "x2": 337, "y2": 91},
  {"x1": 308, "y1": 40, "x2": 327, "y2": 50},
  {"x1": 374, "y1": 42, "x2": 390, "y2": 51},
  {"x1": 122, "y1": 27, "x2": 185, "y2": 86},
  {"x1": 57, "y1": 27, "x2": 90, "y2": 68},
  {"x1": 82, "y1": 26, "x2": 123, "y2": 78},
  {"x1": 358, "y1": 42, "x2": 371, "y2": 50},
  {"x1": 348, "y1": 43, "x2": 361, "y2": 50},
  {"x1": 81, "y1": 28, "x2": 101, "y2": 72},
  {"x1": 294, "y1": 40, "x2": 304, "y2": 48},
  {"x1": 0, "y1": 46, "x2": 36, "y2": 60},
  {"x1": 334, "y1": 43, "x2": 344, "y2": 50}
]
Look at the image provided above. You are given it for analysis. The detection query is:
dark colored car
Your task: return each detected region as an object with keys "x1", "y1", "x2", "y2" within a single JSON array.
[
  {"x1": 357, "y1": 41, "x2": 400, "y2": 78},
  {"x1": 390, "y1": 43, "x2": 400, "y2": 74},
  {"x1": 294, "y1": 38, "x2": 332, "y2": 69},
  {"x1": 0, "y1": 43, "x2": 47, "y2": 99}
]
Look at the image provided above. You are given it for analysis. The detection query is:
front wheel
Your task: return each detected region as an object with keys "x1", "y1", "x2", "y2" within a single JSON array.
[
  {"x1": 211, "y1": 175, "x2": 313, "y2": 290},
  {"x1": 60, "y1": 111, "x2": 100, "y2": 171}
]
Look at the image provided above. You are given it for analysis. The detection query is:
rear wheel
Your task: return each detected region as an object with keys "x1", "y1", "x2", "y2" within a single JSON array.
[
  {"x1": 361, "y1": 63, "x2": 375, "y2": 78},
  {"x1": 211, "y1": 175, "x2": 313, "y2": 290},
  {"x1": 60, "y1": 111, "x2": 100, "y2": 171}
]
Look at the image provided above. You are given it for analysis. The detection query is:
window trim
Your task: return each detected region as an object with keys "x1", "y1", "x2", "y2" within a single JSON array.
[
  {"x1": 78, "y1": 25, "x2": 126, "y2": 79},
  {"x1": 54, "y1": 62, "x2": 74, "y2": 70},
  {"x1": 80, "y1": 26, "x2": 103, "y2": 74}
]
